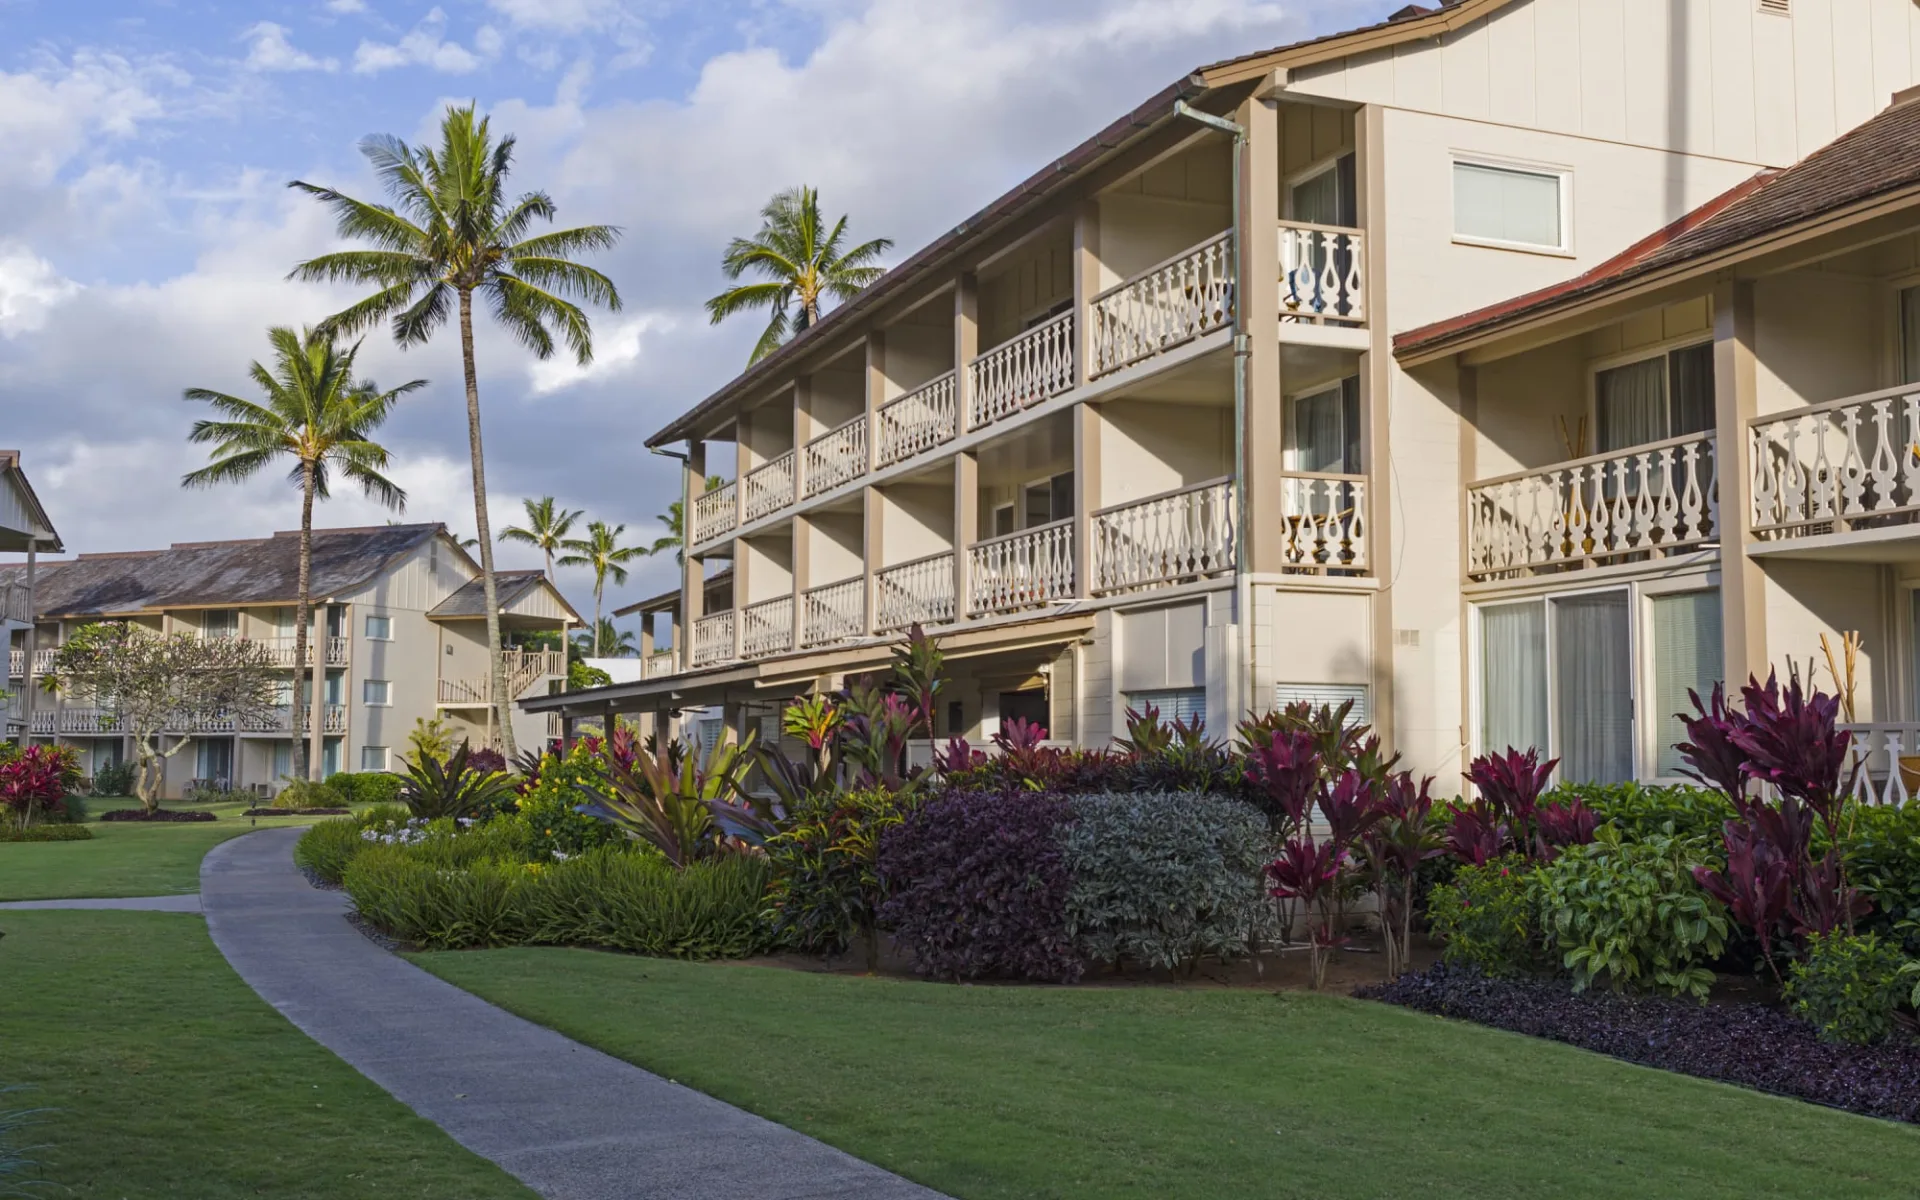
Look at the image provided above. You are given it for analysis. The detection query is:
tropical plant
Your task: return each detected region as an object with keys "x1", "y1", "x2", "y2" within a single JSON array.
[
  {"x1": 181, "y1": 325, "x2": 418, "y2": 780},
  {"x1": 558, "y1": 520, "x2": 648, "y2": 651},
  {"x1": 764, "y1": 787, "x2": 912, "y2": 968},
  {"x1": 500, "y1": 496, "x2": 582, "y2": 580},
  {"x1": 0, "y1": 745, "x2": 80, "y2": 829},
  {"x1": 705, "y1": 185, "x2": 892, "y2": 362},
  {"x1": 1427, "y1": 856, "x2": 1539, "y2": 978},
  {"x1": 572, "y1": 619, "x2": 636, "y2": 659},
  {"x1": 1534, "y1": 826, "x2": 1729, "y2": 1000},
  {"x1": 1358, "y1": 772, "x2": 1442, "y2": 978},
  {"x1": 575, "y1": 732, "x2": 756, "y2": 867},
  {"x1": 1786, "y1": 931, "x2": 1914, "y2": 1045},
  {"x1": 396, "y1": 740, "x2": 518, "y2": 821},
  {"x1": 891, "y1": 623, "x2": 944, "y2": 745},
  {"x1": 406, "y1": 715, "x2": 455, "y2": 766},
  {"x1": 290, "y1": 102, "x2": 623, "y2": 758},
  {"x1": 781, "y1": 693, "x2": 843, "y2": 775}
]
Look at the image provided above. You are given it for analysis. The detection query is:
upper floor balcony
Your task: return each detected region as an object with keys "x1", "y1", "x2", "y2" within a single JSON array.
[
  {"x1": 27, "y1": 702, "x2": 348, "y2": 738},
  {"x1": 2, "y1": 582, "x2": 29, "y2": 625},
  {"x1": 434, "y1": 649, "x2": 568, "y2": 706}
]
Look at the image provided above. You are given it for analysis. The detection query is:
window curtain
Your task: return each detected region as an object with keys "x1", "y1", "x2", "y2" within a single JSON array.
[
  {"x1": 1596, "y1": 357, "x2": 1668, "y2": 453},
  {"x1": 1652, "y1": 589, "x2": 1724, "y2": 777},
  {"x1": 1667, "y1": 344, "x2": 1716, "y2": 438},
  {"x1": 1554, "y1": 592, "x2": 1634, "y2": 784},
  {"x1": 1292, "y1": 383, "x2": 1360, "y2": 474},
  {"x1": 1480, "y1": 601, "x2": 1549, "y2": 757}
]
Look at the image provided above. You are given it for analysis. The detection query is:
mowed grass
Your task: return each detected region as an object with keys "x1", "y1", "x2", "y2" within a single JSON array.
[
  {"x1": 0, "y1": 911, "x2": 534, "y2": 1199},
  {"x1": 419, "y1": 949, "x2": 1920, "y2": 1200}
]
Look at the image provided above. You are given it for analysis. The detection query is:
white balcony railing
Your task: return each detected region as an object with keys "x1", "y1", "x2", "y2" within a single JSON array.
[
  {"x1": 744, "y1": 450, "x2": 797, "y2": 522},
  {"x1": 2, "y1": 582, "x2": 29, "y2": 624},
  {"x1": 692, "y1": 481, "x2": 738, "y2": 545},
  {"x1": 969, "y1": 311, "x2": 1075, "y2": 430},
  {"x1": 1842, "y1": 723, "x2": 1920, "y2": 807},
  {"x1": 968, "y1": 520, "x2": 1074, "y2": 617},
  {"x1": 645, "y1": 649, "x2": 678, "y2": 679},
  {"x1": 1467, "y1": 433, "x2": 1717, "y2": 581},
  {"x1": 1089, "y1": 234, "x2": 1235, "y2": 378},
  {"x1": 741, "y1": 596, "x2": 794, "y2": 659},
  {"x1": 1279, "y1": 221, "x2": 1366, "y2": 325},
  {"x1": 1092, "y1": 477, "x2": 1235, "y2": 594},
  {"x1": 29, "y1": 707, "x2": 118, "y2": 735},
  {"x1": 435, "y1": 649, "x2": 564, "y2": 705},
  {"x1": 7, "y1": 649, "x2": 54, "y2": 678},
  {"x1": 1279, "y1": 471, "x2": 1372, "y2": 573},
  {"x1": 264, "y1": 636, "x2": 349, "y2": 667},
  {"x1": 692, "y1": 610, "x2": 735, "y2": 668},
  {"x1": 876, "y1": 552, "x2": 956, "y2": 632},
  {"x1": 1751, "y1": 387, "x2": 1920, "y2": 540},
  {"x1": 803, "y1": 417, "x2": 868, "y2": 499},
  {"x1": 802, "y1": 577, "x2": 864, "y2": 648},
  {"x1": 876, "y1": 371, "x2": 959, "y2": 468}
]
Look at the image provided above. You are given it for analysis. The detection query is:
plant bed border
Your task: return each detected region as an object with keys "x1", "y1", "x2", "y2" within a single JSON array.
[
  {"x1": 0, "y1": 824, "x2": 96, "y2": 842},
  {"x1": 1360, "y1": 964, "x2": 1920, "y2": 1125},
  {"x1": 98, "y1": 808, "x2": 218, "y2": 823},
  {"x1": 242, "y1": 807, "x2": 350, "y2": 818}
]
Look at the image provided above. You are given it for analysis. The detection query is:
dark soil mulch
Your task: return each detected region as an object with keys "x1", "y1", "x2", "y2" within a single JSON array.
[
  {"x1": 241, "y1": 807, "x2": 349, "y2": 817},
  {"x1": 345, "y1": 910, "x2": 406, "y2": 953},
  {"x1": 99, "y1": 808, "x2": 217, "y2": 823},
  {"x1": 1360, "y1": 963, "x2": 1920, "y2": 1124},
  {"x1": 299, "y1": 866, "x2": 344, "y2": 892}
]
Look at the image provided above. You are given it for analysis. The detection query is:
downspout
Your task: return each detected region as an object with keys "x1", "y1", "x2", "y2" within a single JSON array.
[{"x1": 1175, "y1": 100, "x2": 1251, "y2": 727}]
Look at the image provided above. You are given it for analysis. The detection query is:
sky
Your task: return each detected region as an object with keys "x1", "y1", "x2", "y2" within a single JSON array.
[{"x1": 0, "y1": 0, "x2": 1362, "y2": 635}]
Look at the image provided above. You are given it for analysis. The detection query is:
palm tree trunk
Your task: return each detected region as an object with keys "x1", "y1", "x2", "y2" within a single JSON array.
[
  {"x1": 460, "y1": 287, "x2": 517, "y2": 758},
  {"x1": 293, "y1": 462, "x2": 315, "y2": 782},
  {"x1": 592, "y1": 573, "x2": 604, "y2": 656}
]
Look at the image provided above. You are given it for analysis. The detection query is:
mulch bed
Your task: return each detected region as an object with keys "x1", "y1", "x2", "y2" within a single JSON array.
[
  {"x1": 1360, "y1": 964, "x2": 1920, "y2": 1124},
  {"x1": 99, "y1": 808, "x2": 217, "y2": 823},
  {"x1": 241, "y1": 807, "x2": 350, "y2": 817}
]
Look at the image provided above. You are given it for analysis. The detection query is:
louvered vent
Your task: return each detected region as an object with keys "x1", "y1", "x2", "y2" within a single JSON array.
[
  {"x1": 1274, "y1": 683, "x2": 1371, "y2": 726},
  {"x1": 1758, "y1": 0, "x2": 1790, "y2": 14}
]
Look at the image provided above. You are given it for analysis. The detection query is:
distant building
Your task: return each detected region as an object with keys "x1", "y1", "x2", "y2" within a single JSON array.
[{"x1": 0, "y1": 450, "x2": 63, "y2": 743}]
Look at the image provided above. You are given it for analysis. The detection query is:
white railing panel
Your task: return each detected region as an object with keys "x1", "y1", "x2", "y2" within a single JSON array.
[
  {"x1": 804, "y1": 418, "x2": 868, "y2": 498},
  {"x1": 802, "y1": 577, "x2": 865, "y2": 647},
  {"x1": 1751, "y1": 389, "x2": 1920, "y2": 539},
  {"x1": 1093, "y1": 478, "x2": 1235, "y2": 593},
  {"x1": 692, "y1": 482, "x2": 738, "y2": 544},
  {"x1": 1467, "y1": 433, "x2": 1717, "y2": 580},
  {"x1": 692, "y1": 611, "x2": 735, "y2": 667},
  {"x1": 967, "y1": 521, "x2": 1074, "y2": 616},
  {"x1": 1279, "y1": 472, "x2": 1371, "y2": 573},
  {"x1": 741, "y1": 596, "x2": 795, "y2": 659},
  {"x1": 645, "y1": 650, "x2": 678, "y2": 679},
  {"x1": 744, "y1": 450, "x2": 796, "y2": 522},
  {"x1": 1278, "y1": 222, "x2": 1366, "y2": 325},
  {"x1": 1842, "y1": 723, "x2": 1920, "y2": 807},
  {"x1": 968, "y1": 312, "x2": 1075, "y2": 429},
  {"x1": 876, "y1": 372, "x2": 958, "y2": 467},
  {"x1": 876, "y1": 552, "x2": 956, "y2": 631},
  {"x1": 1090, "y1": 234, "x2": 1235, "y2": 378}
]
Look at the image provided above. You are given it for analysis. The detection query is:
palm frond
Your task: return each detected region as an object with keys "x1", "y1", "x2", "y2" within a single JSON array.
[
  {"x1": 507, "y1": 256, "x2": 622, "y2": 310},
  {"x1": 488, "y1": 274, "x2": 592, "y2": 364}
]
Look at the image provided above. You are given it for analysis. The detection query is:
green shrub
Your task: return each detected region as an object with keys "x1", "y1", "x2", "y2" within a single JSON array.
[
  {"x1": 1555, "y1": 782, "x2": 1734, "y2": 843},
  {"x1": 1844, "y1": 805, "x2": 1920, "y2": 955},
  {"x1": 326, "y1": 772, "x2": 403, "y2": 806},
  {"x1": 293, "y1": 818, "x2": 370, "y2": 884},
  {"x1": 1061, "y1": 791, "x2": 1278, "y2": 971},
  {"x1": 343, "y1": 845, "x2": 531, "y2": 949},
  {"x1": 523, "y1": 848, "x2": 771, "y2": 959},
  {"x1": 510, "y1": 745, "x2": 621, "y2": 860},
  {"x1": 48, "y1": 793, "x2": 88, "y2": 824},
  {"x1": 1534, "y1": 827, "x2": 1728, "y2": 1000},
  {"x1": 1787, "y1": 931, "x2": 1914, "y2": 1045},
  {"x1": 89, "y1": 762, "x2": 136, "y2": 798},
  {"x1": 275, "y1": 779, "x2": 344, "y2": 811},
  {"x1": 0, "y1": 823, "x2": 94, "y2": 843},
  {"x1": 1428, "y1": 856, "x2": 1538, "y2": 977},
  {"x1": 764, "y1": 788, "x2": 910, "y2": 961}
]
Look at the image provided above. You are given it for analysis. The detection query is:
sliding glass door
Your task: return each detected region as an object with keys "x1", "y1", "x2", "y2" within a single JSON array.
[{"x1": 1478, "y1": 588, "x2": 1638, "y2": 784}]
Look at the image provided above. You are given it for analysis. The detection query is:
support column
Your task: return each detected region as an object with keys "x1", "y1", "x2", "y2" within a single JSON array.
[
  {"x1": 1073, "y1": 201, "x2": 1101, "y2": 387},
  {"x1": 865, "y1": 332, "x2": 887, "y2": 472},
  {"x1": 1238, "y1": 92, "x2": 1284, "y2": 574},
  {"x1": 1073, "y1": 403, "x2": 1102, "y2": 597},
  {"x1": 863, "y1": 486, "x2": 884, "y2": 637},
  {"x1": 20, "y1": 541, "x2": 35, "y2": 734},
  {"x1": 307, "y1": 606, "x2": 325, "y2": 779},
  {"x1": 954, "y1": 274, "x2": 978, "y2": 436},
  {"x1": 954, "y1": 452, "x2": 978, "y2": 621},
  {"x1": 681, "y1": 442, "x2": 706, "y2": 655},
  {"x1": 792, "y1": 514, "x2": 812, "y2": 650},
  {"x1": 792, "y1": 376, "x2": 813, "y2": 501},
  {"x1": 1357, "y1": 102, "x2": 1396, "y2": 755},
  {"x1": 1714, "y1": 280, "x2": 1767, "y2": 686},
  {"x1": 734, "y1": 419, "x2": 751, "y2": 528},
  {"x1": 732, "y1": 539, "x2": 751, "y2": 661}
]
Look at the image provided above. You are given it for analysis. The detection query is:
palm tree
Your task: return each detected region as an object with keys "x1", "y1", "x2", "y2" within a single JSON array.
[
  {"x1": 288, "y1": 103, "x2": 622, "y2": 758},
  {"x1": 500, "y1": 496, "x2": 582, "y2": 580},
  {"x1": 572, "y1": 618, "x2": 635, "y2": 658},
  {"x1": 651, "y1": 474, "x2": 723, "y2": 565},
  {"x1": 181, "y1": 326, "x2": 421, "y2": 781},
  {"x1": 558, "y1": 520, "x2": 648, "y2": 652},
  {"x1": 705, "y1": 185, "x2": 891, "y2": 363}
]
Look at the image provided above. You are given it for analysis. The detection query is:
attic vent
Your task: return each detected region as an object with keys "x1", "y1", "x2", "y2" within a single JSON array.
[
  {"x1": 1275, "y1": 683, "x2": 1370, "y2": 726},
  {"x1": 1758, "y1": 0, "x2": 1789, "y2": 14},
  {"x1": 1394, "y1": 628, "x2": 1421, "y2": 648}
]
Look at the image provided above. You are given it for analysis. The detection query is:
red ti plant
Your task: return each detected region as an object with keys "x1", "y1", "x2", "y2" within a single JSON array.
[
  {"x1": 1533, "y1": 797, "x2": 1598, "y2": 861},
  {"x1": 1675, "y1": 682, "x2": 1751, "y2": 805},
  {"x1": 1465, "y1": 746, "x2": 1557, "y2": 856},
  {"x1": 1242, "y1": 728, "x2": 1320, "y2": 840},
  {"x1": 1691, "y1": 820, "x2": 1794, "y2": 982},
  {"x1": 991, "y1": 717, "x2": 1062, "y2": 791},
  {"x1": 932, "y1": 737, "x2": 986, "y2": 775},
  {"x1": 0, "y1": 744, "x2": 81, "y2": 829},
  {"x1": 1359, "y1": 771, "x2": 1440, "y2": 978},
  {"x1": 1729, "y1": 671, "x2": 1859, "y2": 842},
  {"x1": 1443, "y1": 801, "x2": 1509, "y2": 867},
  {"x1": 1265, "y1": 836, "x2": 1348, "y2": 990}
]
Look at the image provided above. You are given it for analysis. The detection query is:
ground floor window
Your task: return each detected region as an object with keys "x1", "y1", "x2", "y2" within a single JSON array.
[
  {"x1": 321, "y1": 736, "x2": 341, "y2": 778},
  {"x1": 360, "y1": 744, "x2": 389, "y2": 772},
  {"x1": 1123, "y1": 687, "x2": 1205, "y2": 726},
  {"x1": 1651, "y1": 590, "x2": 1724, "y2": 776}
]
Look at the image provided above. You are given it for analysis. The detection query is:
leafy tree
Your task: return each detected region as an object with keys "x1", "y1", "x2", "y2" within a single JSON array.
[
  {"x1": 181, "y1": 326, "x2": 418, "y2": 781},
  {"x1": 406, "y1": 715, "x2": 455, "y2": 767},
  {"x1": 48, "y1": 624, "x2": 281, "y2": 811},
  {"x1": 705, "y1": 185, "x2": 891, "y2": 362},
  {"x1": 558, "y1": 520, "x2": 647, "y2": 650},
  {"x1": 289, "y1": 102, "x2": 623, "y2": 759},
  {"x1": 500, "y1": 496, "x2": 582, "y2": 580}
]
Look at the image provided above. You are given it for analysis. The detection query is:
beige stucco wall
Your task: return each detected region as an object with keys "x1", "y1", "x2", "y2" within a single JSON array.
[
  {"x1": 879, "y1": 483, "x2": 951, "y2": 565},
  {"x1": 1099, "y1": 400, "x2": 1232, "y2": 508}
]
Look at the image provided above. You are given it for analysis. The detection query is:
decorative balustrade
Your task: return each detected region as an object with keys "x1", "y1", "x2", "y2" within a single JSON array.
[
  {"x1": 1089, "y1": 234, "x2": 1235, "y2": 378},
  {"x1": 691, "y1": 481, "x2": 738, "y2": 544},
  {"x1": 2, "y1": 582, "x2": 29, "y2": 624},
  {"x1": 1279, "y1": 472, "x2": 1372, "y2": 573},
  {"x1": 692, "y1": 611, "x2": 735, "y2": 667},
  {"x1": 7, "y1": 649, "x2": 55, "y2": 677},
  {"x1": 1750, "y1": 386, "x2": 1920, "y2": 539},
  {"x1": 876, "y1": 552, "x2": 956, "y2": 631},
  {"x1": 436, "y1": 650, "x2": 562, "y2": 705},
  {"x1": 1092, "y1": 477, "x2": 1235, "y2": 594},
  {"x1": 803, "y1": 417, "x2": 869, "y2": 498},
  {"x1": 1466, "y1": 433, "x2": 1717, "y2": 580},
  {"x1": 303, "y1": 703, "x2": 347, "y2": 734},
  {"x1": 1278, "y1": 221, "x2": 1366, "y2": 325},
  {"x1": 1842, "y1": 723, "x2": 1920, "y2": 807},
  {"x1": 876, "y1": 372, "x2": 958, "y2": 467},
  {"x1": 264, "y1": 636, "x2": 350, "y2": 667},
  {"x1": 744, "y1": 450, "x2": 796, "y2": 522},
  {"x1": 741, "y1": 596, "x2": 794, "y2": 659},
  {"x1": 645, "y1": 649, "x2": 678, "y2": 679},
  {"x1": 800, "y1": 577, "x2": 865, "y2": 648},
  {"x1": 29, "y1": 707, "x2": 118, "y2": 735},
  {"x1": 969, "y1": 311, "x2": 1075, "y2": 429},
  {"x1": 968, "y1": 520, "x2": 1074, "y2": 616}
]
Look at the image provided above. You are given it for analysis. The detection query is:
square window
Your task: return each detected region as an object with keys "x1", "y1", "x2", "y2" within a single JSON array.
[
  {"x1": 360, "y1": 744, "x2": 389, "y2": 772},
  {"x1": 364, "y1": 614, "x2": 393, "y2": 641},
  {"x1": 1453, "y1": 161, "x2": 1566, "y2": 251},
  {"x1": 362, "y1": 679, "x2": 391, "y2": 706}
]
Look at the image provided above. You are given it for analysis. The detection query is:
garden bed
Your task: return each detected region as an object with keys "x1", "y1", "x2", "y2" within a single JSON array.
[
  {"x1": 99, "y1": 808, "x2": 217, "y2": 823},
  {"x1": 1361, "y1": 964, "x2": 1920, "y2": 1124},
  {"x1": 0, "y1": 824, "x2": 94, "y2": 843},
  {"x1": 240, "y1": 807, "x2": 349, "y2": 817}
]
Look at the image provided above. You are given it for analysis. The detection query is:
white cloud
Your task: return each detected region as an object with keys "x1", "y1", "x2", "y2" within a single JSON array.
[
  {"x1": 485, "y1": 0, "x2": 637, "y2": 35},
  {"x1": 0, "y1": 246, "x2": 80, "y2": 337},
  {"x1": 325, "y1": 0, "x2": 369, "y2": 12},
  {"x1": 242, "y1": 22, "x2": 340, "y2": 73},
  {"x1": 526, "y1": 311, "x2": 676, "y2": 395},
  {"x1": 352, "y1": 8, "x2": 500, "y2": 74},
  {"x1": 0, "y1": 51, "x2": 181, "y2": 186}
]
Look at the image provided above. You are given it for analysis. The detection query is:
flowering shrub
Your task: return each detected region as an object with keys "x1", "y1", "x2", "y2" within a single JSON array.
[
  {"x1": 509, "y1": 742, "x2": 622, "y2": 861},
  {"x1": 0, "y1": 745, "x2": 81, "y2": 828}
]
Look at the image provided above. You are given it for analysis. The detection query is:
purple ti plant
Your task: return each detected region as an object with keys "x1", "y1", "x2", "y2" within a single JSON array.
[
  {"x1": 1360, "y1": 771, "x2": 1440, "y2": 978},
  {"x1": 1265, "y1": 836, "x2": 1348, "y2": 990},
  {"x1": 1465, "y1": 746, "x2": 1557, "y2": 855},
  {"x1": 1243, "y1": 728, "x2": 1321, "y2": 840},
  {"x1": 1533, "y1": 797, "x2": 1599, "y2": 862}
]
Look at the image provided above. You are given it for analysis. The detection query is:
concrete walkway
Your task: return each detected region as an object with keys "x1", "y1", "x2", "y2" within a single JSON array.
[
  {"x1": 199, "y1": 828, "x2": 945, "y2": 1200},
  {"x1": 0, "y1": 894, "x2": 202, "y2": 912}
]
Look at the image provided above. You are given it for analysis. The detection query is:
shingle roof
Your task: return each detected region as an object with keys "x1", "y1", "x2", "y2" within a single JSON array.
[
  {"x1": 427, "y1": 570, "x2": 548, "y2": 618},
  {"x1": 1396, "y1": 92, "x2": 1920, "y2": 359},
  {"x1": 0, "y1": 524, "x2": 449, "y2": 617}
]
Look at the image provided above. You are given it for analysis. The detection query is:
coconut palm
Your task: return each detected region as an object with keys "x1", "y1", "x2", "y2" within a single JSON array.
[
  {"x1": 558, "y1": 520, "x2": 648, "y2": 652},
  {"x1": 572, "y1": 618, "x2": 636, "y2": 658},
  {"x1": 705, "y1": 185, "x2": 891, "y2": 363},
  {"x1": 181, "y1": 326, "x2": 422, "y2": 781},
  {"x1": 501, "y1": 496, "x2": 582, "y2": 580},
  {"x1": 288, "y1": 102, "x2": 622, "y2": 758},
  {"x1": 651, "y1": 474, "x2": 723, "y2": 565}
]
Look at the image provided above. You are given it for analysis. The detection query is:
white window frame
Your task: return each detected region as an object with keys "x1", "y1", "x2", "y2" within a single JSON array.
[
  {"x1": 1284, "y1": 157, "x2": 1349, "y2": 223},
  {"x1": 363, "y1": 613, "x2": 393, "y2": 641},
  {"x1": 1451, "y1": 154, "x2": 1574, "y2": 257},
  {"x1": 360, "y1": 744, "x2": 389, "y2": 772},
  {"x1": 362, "y1": 678, "x2": 392, "y2": 707},
  {"x1": 1284, "y1": 377, "x2": 1361, "y2": 474},
  {"x1": 1586, "y1": 336, "x2": 1715, "y2": 453}
]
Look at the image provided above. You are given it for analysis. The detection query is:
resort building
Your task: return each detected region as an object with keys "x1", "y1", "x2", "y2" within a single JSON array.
[
  {"x1": 2, "y1": 524, "x2": 578, "y2": 796},
  {"x1": 0, "y1": 450, "x2": 63, "y2": 743},
  {"x1": 525, "y1": 0, "x2": 1920, "y2": 789}
]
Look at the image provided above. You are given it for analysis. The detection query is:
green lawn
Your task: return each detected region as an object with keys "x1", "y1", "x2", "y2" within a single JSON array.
[
  {"x1": 419, "y1": 950, "x2": 1920, "y2": 1200},
  {"x1": 0, "y1": 800, "x2": 329, "y2": 901},
  {"x1": 0, "y1": 910, "x2": 534, "y2": 1199}
]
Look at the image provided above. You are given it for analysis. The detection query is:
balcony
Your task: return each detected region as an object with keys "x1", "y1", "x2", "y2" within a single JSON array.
[
  {"x1": 692, "y1": 610, "x2": 735, "y2": 668},
  {"x1": 692, "y1": 480, "x2": 739, "y2": 543},
  {"x1": 968, "y1": 520, "x2": 1075, "y2": 617},
  {"x1": 803, "y1": 417, "x2": 868, "y2": 498},
  {"x1": 645, "y1": 649, "x2": 679, "y2": 679},
  {"x1": 1278, "y1": 221, "x2": 1366, "y2": 326},
  {"x1": 1092, "y1": 478, "x2": 1235, "y2": 594},
  {"x1": 1279, "y1": 472, "x2": 1371, "y2": 574},
  {"x1": 801, "y1": 577, "x2": 864, "y2": 648},
  {"x1": 262, "y1": 636, "x2": 350, "y2": 667},
  {"x1": 2, "y1": 582, "x2": 29, "y2": 624},
  {"x1": 9, "y1": 647, "x2": 55, "y2": 678},
  {"x1": 969, "y1": 311, "x2": 1075, "y2": 431},
  {"x1": 1750, "y1": 386, "x2": 1920, "y2": 545},
  {"x1": 1089, "y1": 234, "x2": 1234, "y2": 378},
  {"x1": 740, "y1": 596, "x2": 795, "y2": 659},
  {"x1": 1466, "y1": 432, "x2": 1718, "y2": 581},
  {"x1": 876, "y1": 372, "x2": 957, "y2": 467},
  {"x1": 744, "y1": 451, "x2": 796, "y2": 522},
  {"x1": 436, "y1": 649, "x2": 568, "y2": 705},
  {"x1": 876, "y1": 552, "x2": 955, "y2": 633}
]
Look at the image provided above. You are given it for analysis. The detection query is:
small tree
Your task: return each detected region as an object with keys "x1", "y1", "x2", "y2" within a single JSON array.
[{"x1": 48, "y1": 623, "x2": 279, "y2": 812}]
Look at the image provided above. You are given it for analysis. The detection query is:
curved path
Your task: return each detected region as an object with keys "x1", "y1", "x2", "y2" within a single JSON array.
[{"x1": 200, "y1": 828, "x2": 944, "y2": 1200}]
